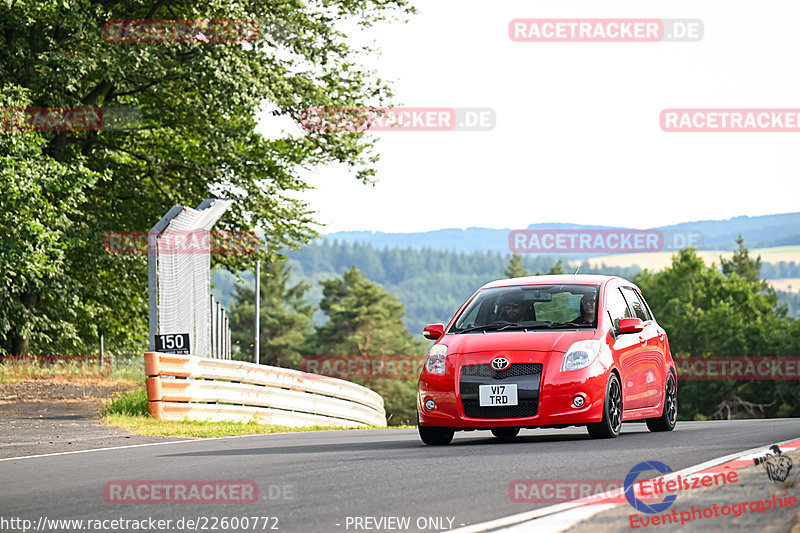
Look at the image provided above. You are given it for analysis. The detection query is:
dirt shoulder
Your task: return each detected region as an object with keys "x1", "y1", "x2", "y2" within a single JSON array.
[
  {"x1": 563, "y1": 446, "x2": 800, "y2": 533},
  {"x1": 0, "y1": 379, "x2": 183, "y2": 459}
]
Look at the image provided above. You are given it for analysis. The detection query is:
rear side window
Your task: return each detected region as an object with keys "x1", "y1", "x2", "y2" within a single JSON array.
[
  {"x1": 621, "y1": 287, "x2": 651, "y2": 321},
  {"x1": 606, "y1": 288, "x2": 632, "y2": 331}
]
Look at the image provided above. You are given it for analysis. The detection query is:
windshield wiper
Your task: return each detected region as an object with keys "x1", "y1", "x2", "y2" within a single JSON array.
[
  {"x1": 537, "y1": 321, "x2": 594, "y2": 328},
  {"x1": 454, "y1": 321, "x2": 516, "y2": 334}
]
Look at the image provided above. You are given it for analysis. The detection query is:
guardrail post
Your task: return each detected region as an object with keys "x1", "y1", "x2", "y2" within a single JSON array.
[{"x1": 144, "y1": 352, "x2": 163, "y2": 419}]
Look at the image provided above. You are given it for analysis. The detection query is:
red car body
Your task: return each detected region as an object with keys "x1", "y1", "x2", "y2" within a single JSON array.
[{"x1": 417, "y1": 275, "x2": 676, "y2": 439}]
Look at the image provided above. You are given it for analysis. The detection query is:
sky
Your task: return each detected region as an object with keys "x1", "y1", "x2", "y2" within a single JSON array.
[{"x1": 259, "y1": 0, "x2": 800, "y2": 234}]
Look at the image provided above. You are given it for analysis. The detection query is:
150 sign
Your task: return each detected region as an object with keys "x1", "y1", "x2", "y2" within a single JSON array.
[{"x1": 155, "y1": 333, "x2": 190, "y2": 354}]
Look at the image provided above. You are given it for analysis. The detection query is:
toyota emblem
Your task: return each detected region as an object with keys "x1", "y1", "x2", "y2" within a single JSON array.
[{"x1": 491, "y1": 357, "x2": 510, "y2": 371}]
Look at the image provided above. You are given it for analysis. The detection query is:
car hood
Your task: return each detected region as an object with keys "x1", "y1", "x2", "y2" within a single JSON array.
[{"x1": 441, "y1": 329, "x2": 598, "y2": 355}]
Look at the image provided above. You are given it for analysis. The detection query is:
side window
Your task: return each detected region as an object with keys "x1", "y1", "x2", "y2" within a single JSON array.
[
  {"x1": 622, "y1": 287, "x2": 651, "y2": 321},
  {"x1": 606, "y1": 288, "x2": 632, "y2": 331},
  {"x1": 639, "y1": 292, "x2": 656, "y2": 321}
]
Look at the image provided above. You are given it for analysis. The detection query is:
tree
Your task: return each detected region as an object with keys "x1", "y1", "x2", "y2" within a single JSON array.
[
  {"x1": 309, "y1": 267, "x2": 424, "y2": 425},
  {"x1": 504, "y1": 254, "x2": 530, "y2": 278},
  {"x1": 546, "y1": 260, "x2": 565, "y2": 275},
  {"x1": 721, "y1": 235, "x2": 767, "y2": 287},
  {"x1": 635, "y1": 242, "x2": 800, "y2": 420},
  {"x1": 0, "y1": 0, "x2": 413, "y2": 355},
  {"x1": 227, "y1": 257, "x2": 312, "y2": 369}
]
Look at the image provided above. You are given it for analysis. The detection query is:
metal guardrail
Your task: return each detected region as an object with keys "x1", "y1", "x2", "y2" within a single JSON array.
[{"x1": 144, "y1": 352, "x2": 387, "y2": 427}]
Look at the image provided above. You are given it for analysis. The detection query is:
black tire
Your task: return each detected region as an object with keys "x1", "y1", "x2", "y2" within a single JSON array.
[
  {"x1": 587, "y1": 373, "x2": 623, "y2": 439},
  {"x1": 491, "y1": 427, "x2": 520, "y2": 441},
  {"x1": 419, "y1": 425, "x2": 455, "y2": 445},
  {"x1": 646, "y1": 375, "x2": 677, "y2": 432}
]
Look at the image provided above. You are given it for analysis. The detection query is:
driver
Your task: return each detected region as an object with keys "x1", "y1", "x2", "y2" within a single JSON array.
[{"x1": 499, "y1": 291, "x2": 526, "y2": 323}]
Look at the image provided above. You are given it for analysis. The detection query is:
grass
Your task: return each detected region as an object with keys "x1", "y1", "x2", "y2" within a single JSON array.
[
  {"x1": 101, "y1": 414, "x2": 393, "y2": 438},
  {"x1": 102, "y1": 387, "x2": 149, "y2": 416},
  {"x1": 101, "y1": 387, "x2": 412, "y2": 438}
]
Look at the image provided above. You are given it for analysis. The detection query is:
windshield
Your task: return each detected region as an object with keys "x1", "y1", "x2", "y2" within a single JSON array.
[{"x1": 450, "y1": 284, "x2": 600, "y2": 333}]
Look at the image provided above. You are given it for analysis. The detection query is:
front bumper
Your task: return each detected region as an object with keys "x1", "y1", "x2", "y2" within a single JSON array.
[{"x1": 418, "y1": 351, "x2": 611, "y2": 429}]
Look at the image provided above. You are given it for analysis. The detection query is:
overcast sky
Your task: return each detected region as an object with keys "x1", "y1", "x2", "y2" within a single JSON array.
[{"x1": 260, "y1": 0, "x2": 800, "y2": 234}]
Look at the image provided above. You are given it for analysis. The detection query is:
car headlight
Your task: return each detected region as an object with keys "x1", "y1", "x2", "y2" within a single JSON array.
[
  {"x1": 562, "y1": 340, "x2": 602, "y2": 371},
  {"x1": 425, "y1": 344, "x2": 448, "y2": 374}
]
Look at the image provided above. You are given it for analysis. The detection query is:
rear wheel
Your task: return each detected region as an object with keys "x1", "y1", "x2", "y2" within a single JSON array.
[
  {"x1": 587, "y1": 373, "x2": 622, "y2": 439},
  {"x1": 418, "y1": 424, "x2": 455, "y2": 445},
  {"x1": 491, "y1": 427, "x2": 520, "y2": 441},
  {"x1": 646, "y1": 375, "x2": 677, "y2": 432}
]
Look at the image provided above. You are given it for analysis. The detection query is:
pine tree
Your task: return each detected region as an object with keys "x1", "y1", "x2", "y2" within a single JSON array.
[
  {"x1": 309, "y1": 267, "x2": 424, "y2": 425},
  {"x1": 721, "y1": 235, "x2": 766, "y2": 287},
  {"x1": 504, "y1": 254, "x2": 531, "y2": 278},
  {"x1": 547, "y1": 260, "x2": 565, "y2": 275},
  {"x1": 228, "y1": 256, "x2": 312, "y2": 368}
]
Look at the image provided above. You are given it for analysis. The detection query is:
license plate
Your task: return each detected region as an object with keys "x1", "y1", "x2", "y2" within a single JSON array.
[{"x1": 479, "y1": 384, "x2": 518, "y2": 406}]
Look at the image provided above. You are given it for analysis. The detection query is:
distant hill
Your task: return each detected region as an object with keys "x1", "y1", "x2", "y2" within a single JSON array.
[
  {"x1": 323, "y1": 212, "x2": 800, "y2": 255},
  {"x1": 212, "y1": 240, "x2": 800, "y2": 337}
]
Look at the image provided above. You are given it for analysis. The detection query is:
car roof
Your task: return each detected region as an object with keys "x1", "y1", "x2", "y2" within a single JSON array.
[{"x1": 481, "y1": 274, "x2": 623, "y2": 290}]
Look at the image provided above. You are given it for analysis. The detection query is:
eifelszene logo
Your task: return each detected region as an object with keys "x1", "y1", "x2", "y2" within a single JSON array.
[{"x1": 624, "y1": 461, "x2": 677, "y2": 514}]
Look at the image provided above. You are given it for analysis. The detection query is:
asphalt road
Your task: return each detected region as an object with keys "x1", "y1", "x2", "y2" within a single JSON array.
[{"x1": 1, "y1": 419, "x2": 799, "y2": 533}]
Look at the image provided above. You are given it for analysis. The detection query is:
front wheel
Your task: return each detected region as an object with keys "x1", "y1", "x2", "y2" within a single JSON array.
[
  {"x1": 419, "y1": 425, "x2": 455, "y2": 445},
  {"x1": 587, "y1": 373, "x2": 623, "y2": 439},
  {"x1": 646, "y1": 375, "x2": 677, "y2": 432}
]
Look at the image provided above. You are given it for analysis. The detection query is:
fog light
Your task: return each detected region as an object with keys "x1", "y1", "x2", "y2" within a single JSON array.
[
  {"x1": 425, "y1": 399, "x2": 436, "y2": 411},
  {"x1": 572, "y1": 396, "x2": 585, "y2": 408}
]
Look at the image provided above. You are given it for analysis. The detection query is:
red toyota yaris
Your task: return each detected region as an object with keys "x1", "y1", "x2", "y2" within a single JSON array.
[{"x1": 417, "y1": 275, "x2": 677, "y2": 445}]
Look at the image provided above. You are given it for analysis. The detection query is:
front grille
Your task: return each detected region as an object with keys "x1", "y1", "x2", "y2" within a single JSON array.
[
  {"x1": 461, "y1": 363, "x2": 542, "y2": 379},
  {"x1": 462, "y1": 400, "x2": 538, "y2": 419}
]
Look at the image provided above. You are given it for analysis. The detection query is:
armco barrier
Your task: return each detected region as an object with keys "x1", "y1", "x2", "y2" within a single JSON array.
[{"x1": 144, "y1": 352, "x2": 386, "y2": 427}]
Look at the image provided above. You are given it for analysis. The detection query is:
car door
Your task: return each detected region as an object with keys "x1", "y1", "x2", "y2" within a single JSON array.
[
  {"x1": 621, "y1": 286, "x2": 664, "y2": 408},
  {"x1": 605, "y1": 285, "x2": 648, "y2": 410}
]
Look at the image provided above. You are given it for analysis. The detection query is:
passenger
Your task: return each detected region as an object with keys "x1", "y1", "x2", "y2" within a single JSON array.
[{"x1": 573, "y1": 294, "x2": 597, "y2": 324}]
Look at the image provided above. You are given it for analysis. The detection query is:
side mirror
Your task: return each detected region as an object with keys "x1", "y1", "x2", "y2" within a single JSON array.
[
  {"x1": 619, "y1": 317, "x2": 645, "y2": 334},
  {"x1": 423, "y1": 324, "x2": 444, "y2": 340}
]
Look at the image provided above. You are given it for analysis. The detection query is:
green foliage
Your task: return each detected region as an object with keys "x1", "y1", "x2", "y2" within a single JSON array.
[
  {"x1": 635, "y1": 243, "x2": 800, "y2": 420},
  {"x1": 228, "y1": 256, "x2": 312, "y2": 368},
  {"x1": 504, "y1": 254, "x2": 530, "y2": 278},
  {"x1": 309, "y1": 267, "x2": 425, "y2": 426},
  {"x1": 545, "y1": 260, "x2": 565, "y2": 275},
  {"x1": 721, "y1": 235, "x2": 766, "y2": 287},
  {"x1": 283, "y1": 241, "x2": 642, "y2": 335},
  {"x1": 0, "y1": 0, "x2": 413, "y2": 356}
]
